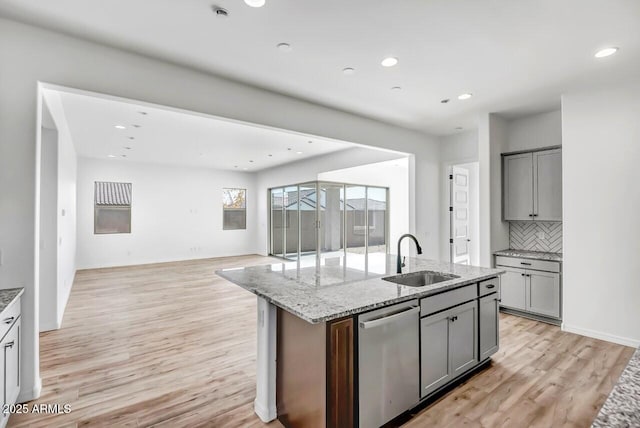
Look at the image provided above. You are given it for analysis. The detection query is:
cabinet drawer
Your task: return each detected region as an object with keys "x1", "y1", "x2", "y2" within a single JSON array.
[
  {"x1": 495, "y1": 256, "x2": 560, "y2": 273},
  {"x1": 478, "y1": 277, "x2": 499, "y2": 297},
  {"x1": 0, "y1": 297, "x2": 20, "y2": 341},
  {"x1": 420, "y1": 284, "x2": 477, "y2": 317}
]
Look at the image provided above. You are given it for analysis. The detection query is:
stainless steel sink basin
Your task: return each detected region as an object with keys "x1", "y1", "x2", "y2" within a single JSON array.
[{"x1": 382, "y1": 271, "x2": 460, "y2": 287}]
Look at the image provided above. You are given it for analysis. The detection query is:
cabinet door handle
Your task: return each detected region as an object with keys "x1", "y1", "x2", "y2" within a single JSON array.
[
  {"x1": 520, "y1": 262, "x2": 532, "y2": 266},
  {"x1": 533, "y1": 214, "x2": 538, "y2": 217},
  {"x1": 450, "y1": 316, "x2": 458, "y2": 322},
  {"x1": 4, "y1": 341, "x2": 14, "y2": 349},
  {"x1": 486, "y1": 284, "x2": 495, "y2": 289},
  {"x1": 528, "y1": 214, "x2": 534, "y2": 217},
  {"x1": 3, "y1": 317, "x2": 14, "y2": 324},
  {"x1": 521, "y1": 273, "x2": 525, "y2": 277}
]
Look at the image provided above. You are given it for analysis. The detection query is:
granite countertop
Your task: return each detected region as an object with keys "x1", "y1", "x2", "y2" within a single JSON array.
[
  {"x1": 494, "y1": 249, "x2": 563, "y2": 262},
  {"x1": 592, "y1": 347, "x2": 640, "y2": 427},
  {"x1": 0, "y1": 288, "x2": 24, "y2": 314},
  {"x1": 216, "y1": 253, "x2": 504, "y2": 323}
]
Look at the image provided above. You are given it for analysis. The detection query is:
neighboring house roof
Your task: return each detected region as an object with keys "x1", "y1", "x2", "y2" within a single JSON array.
[
  {"x1": 272, "y1": 190, "x2": 386, "y2": 211},
  {"x1": 95, "y1": 181, "x2": 132, "y2": 206}
]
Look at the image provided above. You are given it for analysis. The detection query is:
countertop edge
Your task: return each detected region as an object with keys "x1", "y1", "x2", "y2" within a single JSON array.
[
  {"x1": 494, "y1": 249, "x2": 563, "y2": 262},
  {"x1": 225, "y1": 271, "x2": 504, "y2": 324},
  {"x1": 0, "y1": 288, "x2": 24, "y2": 315}
]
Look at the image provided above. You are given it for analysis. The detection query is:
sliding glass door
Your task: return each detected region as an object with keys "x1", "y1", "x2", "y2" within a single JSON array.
[{"x1": 269, "y1": 182, "x2": 389, "y2": 261}]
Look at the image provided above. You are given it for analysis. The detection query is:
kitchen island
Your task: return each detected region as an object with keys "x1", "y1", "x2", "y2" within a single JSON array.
[{"x1": 217, "y1": 253, "x2": 503, "y2": 428}]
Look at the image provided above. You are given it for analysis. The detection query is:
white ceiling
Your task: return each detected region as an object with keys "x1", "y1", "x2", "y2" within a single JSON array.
[
  {"x1": 4, "y1": 0, "x2": 640, "y2": 135},
  {"x1": 44, "y1": 89, "x2": 355, "y2": 171}
]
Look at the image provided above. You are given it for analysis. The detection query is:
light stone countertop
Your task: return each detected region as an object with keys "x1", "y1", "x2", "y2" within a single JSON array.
[
  {"x1": 592, "y1": 347, "x2": 640, "y2": 427},
  {"x1": 494, "y1": 249, "x2": 563, "y2": 262},
  {"x1": 216, "y1": 253, "x2": 504, "y2": 323},
  {"x1": 0, "y1": 288, "x2": 23, "y2": 315}
]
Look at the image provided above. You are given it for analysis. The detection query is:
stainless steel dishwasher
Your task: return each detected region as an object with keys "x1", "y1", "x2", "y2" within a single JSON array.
[{"x1": 358, "y1": 299, "x2": 419, "y2": 428}]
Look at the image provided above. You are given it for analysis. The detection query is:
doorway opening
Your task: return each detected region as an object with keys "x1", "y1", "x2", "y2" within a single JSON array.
[{"x1": 448, "y1": 162, "x2": 480, "y2": 265}]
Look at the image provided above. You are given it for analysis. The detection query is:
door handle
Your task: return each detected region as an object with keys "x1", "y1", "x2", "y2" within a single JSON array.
[
  {"x1": 3, "y1": 317, "x2": 14, "y2": 324},
  {"x1": 450, "y1": 316, "x2": 458, "y2": 322},
  {"x1": 4, "y1": 341, "x2": 14, "y2": 349},
  {"x1": 360, "y1": 306, "x2": 419, "y2": 329},
  {"x1": 520, "y1": 262, "x2": 532, "y2": 266}
]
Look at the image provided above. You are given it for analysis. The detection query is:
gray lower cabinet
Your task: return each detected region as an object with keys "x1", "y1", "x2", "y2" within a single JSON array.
[
  {"x1": 0, "y1": 296, "x2": 21, "y2": 428},
  {"x1": 420, "y1": 300, "x2": 478, "y2": 398},
  {"x1": 497, "y1": 260, "x2": 561, "y2": 320},
  {"x1": 479, "y1": 294, "x2": 500, "y2": 360},
  {"x1": 527, "y1": 271, "x2": 560, "y2": 318},
  {"x1": 499, "y1": 269, "x2": 526, "y2": 310}
]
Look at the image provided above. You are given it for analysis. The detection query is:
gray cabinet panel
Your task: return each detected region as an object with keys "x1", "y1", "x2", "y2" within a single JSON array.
[
  {"x1": 527, "y1": 271, "x2": 561, "y2": 318},
  {"x1": 420, "y1": 312, "x2": 450, "y2": 397},
  {"x1": 534, "y1": 149, "x2": 562, "y2": 221},
  {"x1": 500, "y1": 269, "x2": 526, "y2": 310},
  {"x1": 479, "y1": 294, "x2": 499, "y2": 360},
  {"x1": 449, "y1": 301, "x2": 478, "y2": 378},
  {"x1": 503, "y1": 153, "x2": 534, "y2": 221}
]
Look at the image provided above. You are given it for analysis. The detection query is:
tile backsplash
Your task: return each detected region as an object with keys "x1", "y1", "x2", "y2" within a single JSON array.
[{"x1": 509, "y1": 221, "x2": 562, "y2": 253}]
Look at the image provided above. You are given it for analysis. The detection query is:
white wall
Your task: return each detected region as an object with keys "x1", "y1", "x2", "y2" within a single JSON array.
[
  {"x1": 478, "y1": 113, "x2": 510, "y2": 267},
  {"x1": 0, "y1": 17, "x2": 440, "y2": 400},
  {"x1": 506, "y1": 109, "x2": 562, "y2": 152},
  {"x1": 318, "y1": 157, "x2": 410, "y2": 255},
  {"x1": 77, "y1": 158, "x2": 257, "y2": 269},
  {"x1": 439, "y1": 130, "x2": 479, "y2": 163},
  {"x1": 38, "y1": 127, "x2": 58, "y2": 331},
  {"x1": 561, "y1": 81, "x2": 640, "y2": 347}
]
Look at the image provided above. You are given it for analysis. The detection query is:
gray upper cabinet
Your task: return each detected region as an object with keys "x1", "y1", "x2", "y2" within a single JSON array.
[
  {"x1": 504, "y1": 153, "x2": 534, "y2": 221},
  {"x1": 533, "y1": 149, "x2": 562, "y2": 221},
  {"x1": 503, "y1": 148, "x2": 562, "y2": 222}
]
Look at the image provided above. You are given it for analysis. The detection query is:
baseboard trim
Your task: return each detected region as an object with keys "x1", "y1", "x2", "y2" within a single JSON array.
[
  {"x1": 17, "y1": 377, "x2": 42, "y2": 403},
  {"x1": 562, "y1": 324, "x2": 640, "y2": 348},
  {"x1": 253, "y1": 399, "x2": 276, "y2": 423}
]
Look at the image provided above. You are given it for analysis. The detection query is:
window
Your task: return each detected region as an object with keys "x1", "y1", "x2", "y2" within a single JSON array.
[
  {"x1": 94, "y1": 181, "x2": 132, "y2": 234},
  {"x1": 223, "y1": 188, "x2": 246, "y2": 230}
]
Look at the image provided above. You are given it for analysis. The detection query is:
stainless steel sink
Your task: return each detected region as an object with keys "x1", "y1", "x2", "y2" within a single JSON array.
[{"x1": 382, "y1": 270, "x2": 460, "y2": 287}]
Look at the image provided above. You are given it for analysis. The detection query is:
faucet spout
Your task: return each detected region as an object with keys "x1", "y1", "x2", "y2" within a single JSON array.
[{"x1": 397, "y1": 233, "x2": 422, "y2": 274}]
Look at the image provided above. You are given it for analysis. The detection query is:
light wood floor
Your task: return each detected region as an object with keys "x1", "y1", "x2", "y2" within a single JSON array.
[{"x1": 9, "y1": 256, "x2": 634, "y2": 427}]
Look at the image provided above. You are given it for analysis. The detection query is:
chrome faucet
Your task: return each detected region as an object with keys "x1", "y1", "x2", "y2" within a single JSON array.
[{"x1": 397, "y1": 234, "x2": 422, "y2": 273}]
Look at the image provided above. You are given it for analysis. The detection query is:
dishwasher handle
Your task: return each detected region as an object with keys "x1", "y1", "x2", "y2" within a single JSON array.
[{"x1": 359, "y1": 306, "x2": 420, "y2": 330}]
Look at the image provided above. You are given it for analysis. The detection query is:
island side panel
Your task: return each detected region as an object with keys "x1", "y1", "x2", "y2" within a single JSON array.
[
  {"x1": 255, "y1": 297, "x2": 277, "y2": 422},
  {"x1": 327, "y1": 317, "x2": 354, "y2": 428},
  {"x1": 276, "y1": 308, "x2": 327, "y2": 428}
]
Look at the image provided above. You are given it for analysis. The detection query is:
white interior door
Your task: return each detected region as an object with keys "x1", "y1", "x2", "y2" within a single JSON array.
[{"x1": 450, "y1": 166, "x2": 470, "y2": 265}]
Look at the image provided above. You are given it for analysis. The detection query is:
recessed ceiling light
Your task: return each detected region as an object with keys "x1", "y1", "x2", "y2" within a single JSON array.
[
  {"x1": 123, "y1": 146, "x2": 132, "y2": 150},
  {"x1": 381, "y1": 57, "x2": 398, "y2": 67},
  {"x1": 132, "y1": 124, "x2": 141, "y2": 128},
  {"x1": 249, "y1": 160, "x2": 254, "y2": 163},
  {"x1": 244, "y1": 0, "x2": 265, "y2": 7},
  {"x1": 342, "y1": 67, "x2": 355, "y2": 75},
  {"x1": 296, "y1": 151, "x2": 303, "y2": 155},
  {"x1": 441, "y1": 99, "x2": 450, "y2": 104},
  {"x1": 234, "y1": 165, "x2": 238, "y2": 168},
  {"x1": 391, "y1": 86, "x2": 402, "y2": 91},
  {"x1": 308, "y1": 140, "x2": 313, "y2": 144},
  {"x1": 107, "y1": 154, "x2": 116, "y2": 158},
  {"x1": 268, "y1": 154, "x2": 273, "y2": 157},
  {"x1": 139, "y1": 111, "x2": 148, "y2": 115},
  {"x1": 114, "y1": 125, "x2": 126, "y2": 129},
  {"x1": 277, "y1": 43, "x2": 292, "y2": 52},
  {"x1": 287, "y1": 148, "x2": 292, "y2": 151},
  {"x1": 128, "y1": 136, "x2": 135, "y2": 140},
  {"x1": 458, "y1": 93, "x2": 473, "y2": 100},
  {"x1": 594, "y1": 47, "x2": 618, "y2": 58},
  {"x1": 121, "y1": 154, "x2": 127, "y2": 158}
]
